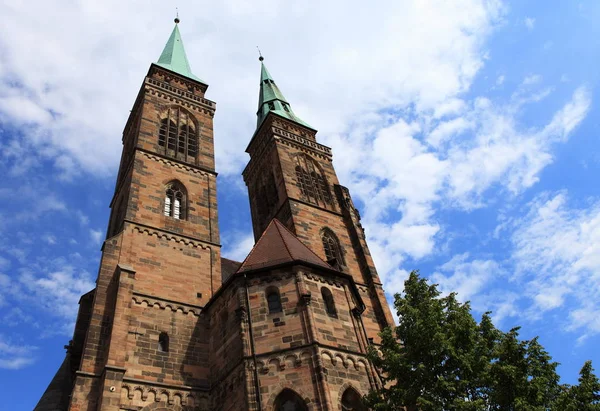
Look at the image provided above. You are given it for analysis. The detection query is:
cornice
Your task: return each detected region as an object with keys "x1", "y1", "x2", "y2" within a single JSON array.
[
  {"x1": 131, "y1": 291, "x2": 204, "y2": 317},
  {"x1": 145, "y1": 78, "x2": 215, "y2": 116},
  {"x1": 138, "y1": 150, "x2": 217, "y2": 177},
  {"x1": 129, "y1": 222, "x2": 220, "y2": 250}
]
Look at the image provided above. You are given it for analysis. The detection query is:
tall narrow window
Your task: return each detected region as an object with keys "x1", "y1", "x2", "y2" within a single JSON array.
[
  {"x1": 321, "y1": 287, "x2": 337, "y2": 317},
  {"x1": 157, "y1": 108, "x2": 199, "y2": 161},
  {"x1": 164, "y1": 181, "x2": 186, "y2": 220},
  {"x1": 255, "y1": 172, "x2": 279, "y2": 226},
  {"x1": 158, "y1": 332, "x2": 169, "y2": 352},
  {"x1": 321, "y1": 228, "x2": 345, "y2": 267},
  {"x1": 341, "y1": 388, "x2": 367, "y2": 411},
  {"x1": 266, "y1": 287, "x2": 282, "y2": 314},
  {"x1": 295, "y1": 155, "x2": 332, "y2": 207},
  {"x1": 187, "y1": 126, "x2": 198, "y2": 158}
]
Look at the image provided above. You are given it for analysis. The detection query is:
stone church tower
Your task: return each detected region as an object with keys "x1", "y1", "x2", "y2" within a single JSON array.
[{"x1": 35, "y1": 20, "x2": 394, "y2": 411}]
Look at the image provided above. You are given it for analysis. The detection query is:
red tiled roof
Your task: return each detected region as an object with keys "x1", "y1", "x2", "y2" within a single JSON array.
[{"x1": 236, "y1": 219, "x2": 331, "y2": 273}]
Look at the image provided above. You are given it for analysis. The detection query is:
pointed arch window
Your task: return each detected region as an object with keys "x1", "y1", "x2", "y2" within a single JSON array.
[
  {"x1": 321, "y1": 287, "x2": 337, "y2": 318},
  {"x1": 273, "y1": 389, "x2": 308, "y2": 411},
  {"x1": 164, "y1": 181, "x2": 186, "y2": 220},
  {"x1": 158, "y1": 107, "x2": 199, "y2": 161},
  {"x1": 321, "y1": 228, "x2": 345, "y2": 267},
  {"x1": 341, "y1": 388, "x2": 367, "y2": 411},
  {"x1": 295, "y1": 155, "x2": 332, "y2": 207},
  {"x1": 266, "y1": 286, "x2": 282, "y2": 314}
]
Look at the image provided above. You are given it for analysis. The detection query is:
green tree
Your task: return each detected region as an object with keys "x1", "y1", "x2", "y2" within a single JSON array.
[
  {"x1": 365, "y1": 270, "x2": 569, "y2": 411},
  {"x1": 365, "y1": 271, "x2": 487, "y2": 411},
  {"x1": 554, "y1": 360, "x2": 600, "y2": 410},
  {"x1": 487, "y1": 329, "x2": 560, "y2": 410}
]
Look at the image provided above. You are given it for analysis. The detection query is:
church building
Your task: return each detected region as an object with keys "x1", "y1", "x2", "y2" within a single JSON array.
[{"x1": 35, "y1": 19, "x2": 394, "y2": 411}]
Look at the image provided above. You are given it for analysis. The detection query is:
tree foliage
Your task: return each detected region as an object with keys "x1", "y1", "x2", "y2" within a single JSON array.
[{"x1": 366, "y1": 270, "x2": 598, "y2": 411}]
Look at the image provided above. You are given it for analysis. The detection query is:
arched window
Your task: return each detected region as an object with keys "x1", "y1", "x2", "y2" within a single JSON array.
[
  {"x1": 273, "y1": 389, "x2": 308, "y2": 411},
  {"x1": 294, "y1": 155, "x2": 332, "y2": 207},
  {"x1": 158, "y1": 332, "x2": 169, "y2": 352},
  {"x1": 266, "y1": 287, "x2": 282, "y2": 314},
  {"x1": 341, "y1": 388, "x2": 366, "y2": 411},
  {"x1": 158, "y1": 108, "x2": 198, "y2": 161},
  {"x1": 321, "y1": 228, "x2": 345, "y2": 267},
  {"x1": 321, "y1": 287, "x2": 337, "y2": 317},
  {"x1": 164, "y1": 181, "x2": 186, "y2": 220}
]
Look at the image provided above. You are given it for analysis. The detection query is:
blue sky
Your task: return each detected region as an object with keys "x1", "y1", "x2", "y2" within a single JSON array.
[{"x1": 1, "y1": 0, "x2": 599, "y2": 409}]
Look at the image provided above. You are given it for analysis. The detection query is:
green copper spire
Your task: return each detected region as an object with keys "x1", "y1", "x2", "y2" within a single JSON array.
[
  {"x1": 156, "y1": 19, "x2": 205, "y2": 84},
  {"x1": 256, "y1": 57, "x2": 312, "y2": 129}
]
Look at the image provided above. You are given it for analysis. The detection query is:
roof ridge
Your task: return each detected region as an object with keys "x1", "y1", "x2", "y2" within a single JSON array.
[
  {"x1": 273, "y1": 219, "x2": 294, "y2": 260},
  {"x1": 272, "y1": 219, "x2": 333, "y2": 268},
  {"x1": 235, "y1": 222, "x2": 272, "y2": 271}
]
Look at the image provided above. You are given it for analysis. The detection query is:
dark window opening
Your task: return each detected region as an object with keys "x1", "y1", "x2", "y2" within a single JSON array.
[
  {"x1": 158, "y1": 332, "x2": 169, "y2": 352},
  {"x1": 268, "y1": 102, "x2": 275, "y2": 110},
  {"x1": 158, "y1": 108, "x2": 198, "y2": 161},
  {"x1": 273, "y1": 389, "x2": 308, "y2": 411},
  {"x1": 322, "y1": 228, "x2": 345, "y2": 267},
  {"x1": 341, "y1": 388, "x2": 367, "y2": 411},
  {"x1": 321, "y1": 287, "x2": 337, "y2": 317},
  {"x1": 266, "y1": 287, "x2": 282, "y2": 314}
]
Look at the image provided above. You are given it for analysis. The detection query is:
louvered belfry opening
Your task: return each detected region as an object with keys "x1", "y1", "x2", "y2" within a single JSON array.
[
  {"x1": 158, "y1": 107, "x2": 198, "y2": 162},
  {"x1": 321, "y1": 228, "x2": 345, "y2": 267},
  {"x1": 294, "y1": 154, "x2": 332, "y2": 207}
]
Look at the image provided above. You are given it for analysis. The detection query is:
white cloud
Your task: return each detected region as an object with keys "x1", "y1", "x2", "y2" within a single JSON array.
[
  {"x1": 0, "y1": 256, "x2": 10, "y2": 270},
  {"x1": 496, "y1": 75, "x2": 505, "y2": 86},
  {"x1": 0, "y1": 0, "x2": 505, "y2": 177},
  {"x1": 522, "y1": 74, "x2": 542, "y2": 86},
  {"x1": 432, "y1": 253, "x2": 504, "y2": 302},
  {"x1": 510, "y1": 192, "x2": 600, "y2": 338},
  {"x1": 18, "y1": 264, "x2": 95, "y2": 322},
  {"x1": 223, "y1": 233, "x2": 255, "y2": 262},
  {"x1": 524, "y1": 17, "x2": 536, "y2": 30},
  {"x1": 347, "y1": 84, "x2": 590, "y2": 300},
  {"x1": 89, "y1": 229, "x2": 103, "y2": 245},
  {"x1": 0, "y1": 338, "x2": 38, "y2": 370},
  {"x1": 43, "y1": 235, "x2": 57, "y2": 245}
]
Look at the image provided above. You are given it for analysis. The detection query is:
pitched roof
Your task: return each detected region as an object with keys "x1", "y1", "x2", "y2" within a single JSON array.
[
  {"x1": 221, "y1": 257, "x2": 242, "y2": 283},
  {"x1": 156, "y1": 22, "x2": 205, "y2": 84},
  {"x1": 237, "y1": 219, "x2": 331, "y2": 273},
  {"x1": 34, "y1": 355, "x2": 72, "y2": 411},
  {"x1": 256, "y1": 59, "x2": 313, "y2": 130}
]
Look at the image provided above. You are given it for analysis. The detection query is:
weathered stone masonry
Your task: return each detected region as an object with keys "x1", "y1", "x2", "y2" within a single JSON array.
[{"x1": 35, "y1": 22, "x2": 394, "y2": 411}]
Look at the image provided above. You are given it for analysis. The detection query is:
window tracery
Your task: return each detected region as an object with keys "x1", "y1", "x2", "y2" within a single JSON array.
[
  {"x1": 158, "y1": 107, "x2": 198, "y2": 161},
  {"x1": 294, "y1": 155, "x2": 332, "y2": 207},
  {"x1": 164, "y1": 181, "x2": 186, "y2": 220},
  {"x1": 321, "y1": 228, "x2": 345, "y2": 267}
]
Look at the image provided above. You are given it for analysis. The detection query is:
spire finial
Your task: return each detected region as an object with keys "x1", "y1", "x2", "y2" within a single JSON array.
[
  {"x1": 257, "y1": 46, "x2": 264, "y2": 62},
  {"x1": 174, "y1": 8, "x2": 180, "y2": 24}
]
